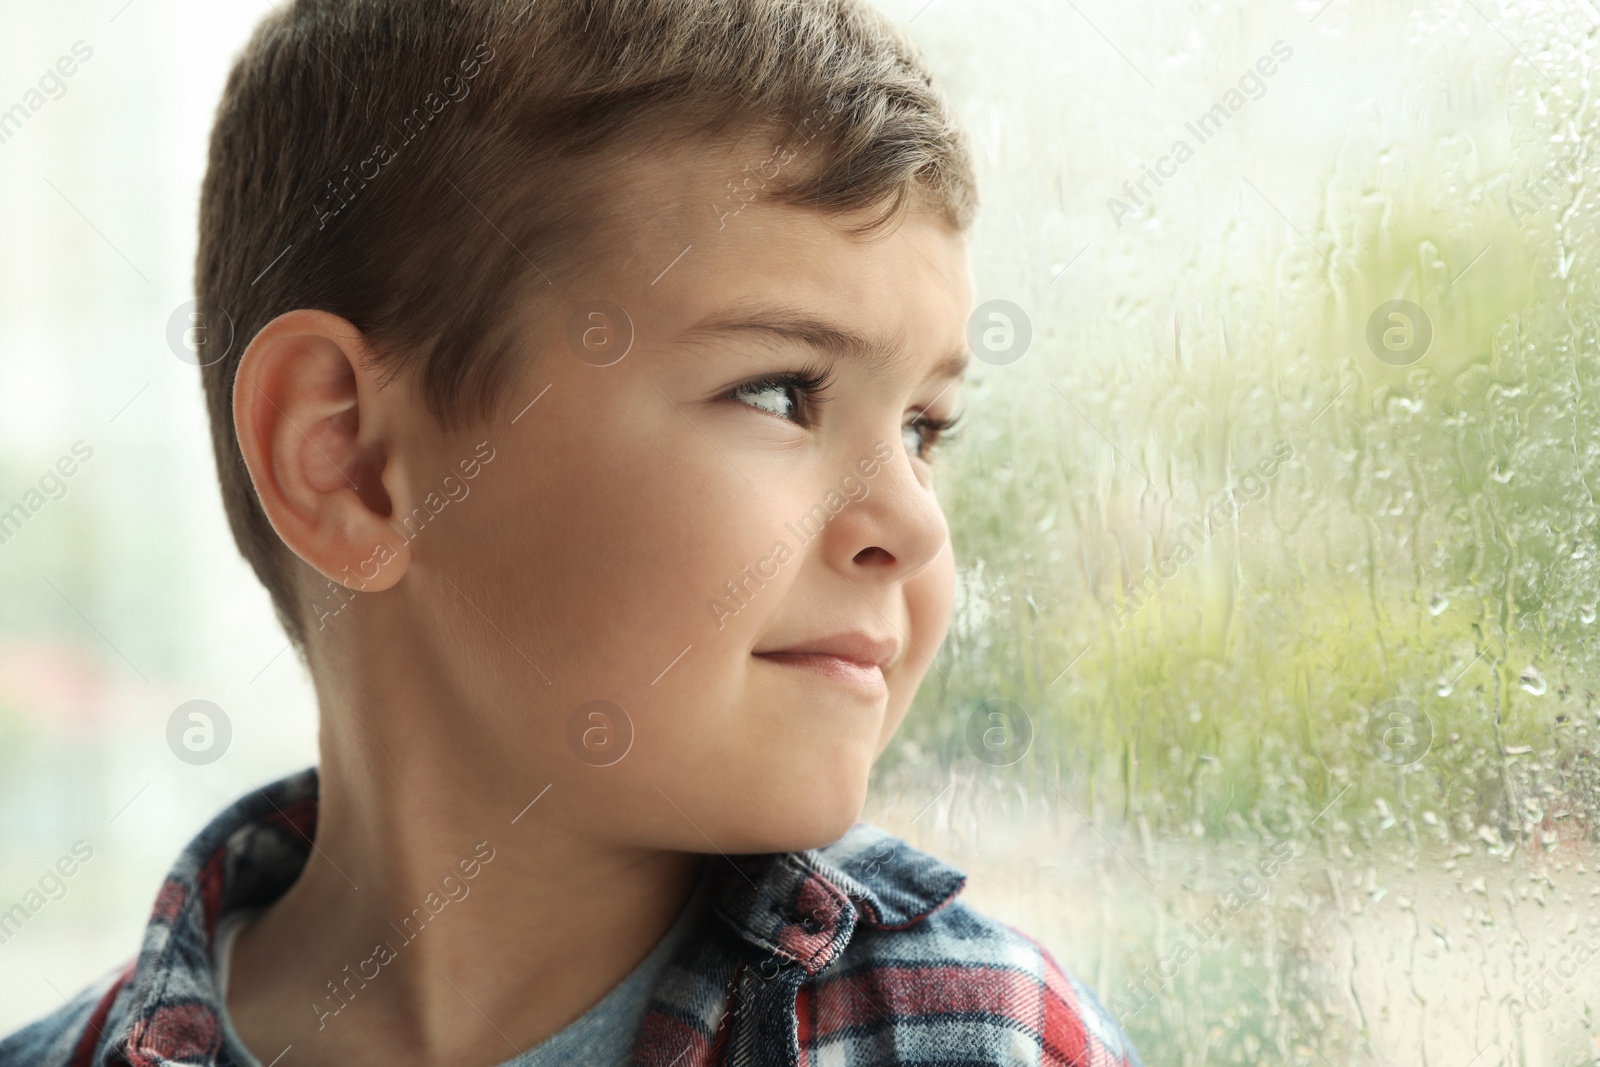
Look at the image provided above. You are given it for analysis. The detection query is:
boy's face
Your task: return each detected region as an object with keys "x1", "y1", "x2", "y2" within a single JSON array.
[{"x1": 386, "y1": 147, "x2": 971, "y2": 854}]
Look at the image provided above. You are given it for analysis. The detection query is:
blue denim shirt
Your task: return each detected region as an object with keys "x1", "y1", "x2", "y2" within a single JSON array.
[{"x1": 0, "y1": 767, "x2": 1141, "y2": 1066}]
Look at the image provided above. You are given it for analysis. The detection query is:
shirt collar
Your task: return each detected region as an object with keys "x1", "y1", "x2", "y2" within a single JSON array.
[
  {"x1": 111, "y1": 769, "x2": 320, "y2": 1066},
  {"x1": 105, "y1": 766, "x2": 967, "y2": 1064},
  {"x1": 703, "y1": 819, "x2": 968, "y2": 979}
]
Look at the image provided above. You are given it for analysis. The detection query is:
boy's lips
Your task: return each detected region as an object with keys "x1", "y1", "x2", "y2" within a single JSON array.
[{"x1": 752, "y1": 631, "x2": 899, "y2": 695}]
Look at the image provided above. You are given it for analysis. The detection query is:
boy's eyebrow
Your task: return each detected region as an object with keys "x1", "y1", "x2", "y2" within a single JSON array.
[{"x1": 677, "y1": 305, "x2": 970, "y2": 382}]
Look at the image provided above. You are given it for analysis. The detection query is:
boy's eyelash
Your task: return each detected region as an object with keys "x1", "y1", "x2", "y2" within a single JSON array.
[{"x1": 752, "y1": 365, "x2": 836, "y2": 398}]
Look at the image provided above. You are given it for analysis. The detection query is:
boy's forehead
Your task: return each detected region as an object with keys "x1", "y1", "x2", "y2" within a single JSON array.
[{"x1": 581, "y1": 144, "x2": 973, "y2": 360}]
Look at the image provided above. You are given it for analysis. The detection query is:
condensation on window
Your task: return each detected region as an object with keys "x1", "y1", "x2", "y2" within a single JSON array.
[{"x1": 867, "y1": 0, "x2": 1600, "y2": 1063}]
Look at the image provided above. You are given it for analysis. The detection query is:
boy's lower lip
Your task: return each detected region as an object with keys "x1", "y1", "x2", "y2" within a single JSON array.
[{"x1": 753, "y1": 652, "x2": 887, "y2": 694}]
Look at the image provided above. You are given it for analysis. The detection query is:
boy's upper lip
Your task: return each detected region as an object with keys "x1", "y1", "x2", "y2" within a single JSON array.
[{"x1": 754, "y1": 631, "x2": 900, "y2": 670}]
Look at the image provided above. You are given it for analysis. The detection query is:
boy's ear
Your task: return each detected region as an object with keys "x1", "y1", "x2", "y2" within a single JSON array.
[{"x1": 233, "y1": 309, "x2": 410, "y2": 593}]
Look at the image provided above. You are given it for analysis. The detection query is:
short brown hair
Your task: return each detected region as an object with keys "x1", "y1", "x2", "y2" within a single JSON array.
[{"x1": 196, "y1": 0, "x2": 978, "y2": 654}]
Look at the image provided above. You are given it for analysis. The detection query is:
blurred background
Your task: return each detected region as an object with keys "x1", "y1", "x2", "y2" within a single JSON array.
[{"x1": 1, "y1": 0, "x2": 1597, "y2": 1063}]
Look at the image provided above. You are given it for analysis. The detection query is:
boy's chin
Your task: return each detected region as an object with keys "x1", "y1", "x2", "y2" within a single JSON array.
[{"x1": 713, "y1": 776, "x2": 870, "y2": 856}]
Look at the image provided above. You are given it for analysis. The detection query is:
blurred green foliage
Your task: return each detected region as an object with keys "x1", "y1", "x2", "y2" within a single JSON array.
[{"x1": 879, "y1": 28, "x2": 1600, "y2": 1062}]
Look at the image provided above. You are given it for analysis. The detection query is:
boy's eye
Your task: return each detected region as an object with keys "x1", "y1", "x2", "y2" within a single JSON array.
[
  {"x1": 732, "y1": 380, "x2": 802, "y2": 421},
  {"x1": 903, "y1": 411, "x2": 963, "y2": 462},
  {"x1": 726, "y1": 365, "x2": 834, "y2": 428}
]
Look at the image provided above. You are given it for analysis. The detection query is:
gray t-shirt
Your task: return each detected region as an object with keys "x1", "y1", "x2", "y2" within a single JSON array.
[{"x1": 213, "y1": 873, "x2": 710, "y2": 1067}]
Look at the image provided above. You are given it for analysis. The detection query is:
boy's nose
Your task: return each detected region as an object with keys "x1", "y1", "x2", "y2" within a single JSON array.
[{"x1": 823, "y1": 447, "x2": 949, "y2": 585}]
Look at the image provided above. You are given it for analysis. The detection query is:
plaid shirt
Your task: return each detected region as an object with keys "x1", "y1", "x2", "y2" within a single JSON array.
[{"x1": 0, "y1": 768, "x2": 1141, "y2": 1067}]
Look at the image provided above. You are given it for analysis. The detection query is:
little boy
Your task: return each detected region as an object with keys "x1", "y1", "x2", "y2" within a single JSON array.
[{"x1": 1, "y1": 0, "x2": 1140, "y2": 1064}]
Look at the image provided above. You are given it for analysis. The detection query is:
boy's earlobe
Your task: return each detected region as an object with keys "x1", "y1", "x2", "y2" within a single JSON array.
[{"x1": 232, "y1": 309, "x2": 412, "y2": 594}]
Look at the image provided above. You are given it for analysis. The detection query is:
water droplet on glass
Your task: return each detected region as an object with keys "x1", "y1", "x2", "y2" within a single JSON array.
[
  {"x1": 1582, "y1": 604, "x2": 1596, "y2": 625},
  {"x1": 1436, "y1": 676, "x2": 1454, "y2": 697},
  {"x1": 1429, "y1": 593, "x2": 1450, "y2": 616},
  {"x1": 1519, "y1": 666, "x2": 1547, "y2": 696}
]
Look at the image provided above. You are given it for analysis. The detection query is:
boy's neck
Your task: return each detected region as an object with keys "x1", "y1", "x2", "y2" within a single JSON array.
[{"x1": 225, "y1": 678, "x2": 706, "y2": 1067}]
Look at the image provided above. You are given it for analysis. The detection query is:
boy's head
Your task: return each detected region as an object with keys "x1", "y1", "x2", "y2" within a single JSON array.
[{"x1": 197, "y1": 0, "x2": 977, "y2": 850}]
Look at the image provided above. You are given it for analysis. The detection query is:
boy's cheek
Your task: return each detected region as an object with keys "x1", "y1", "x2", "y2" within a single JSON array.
[
  {"x1": 873, "y1": 542, "x2": 954, "y2": 758},
  {"x1": 904, "y1": 539, "x2": 956, "y2": 661}
]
